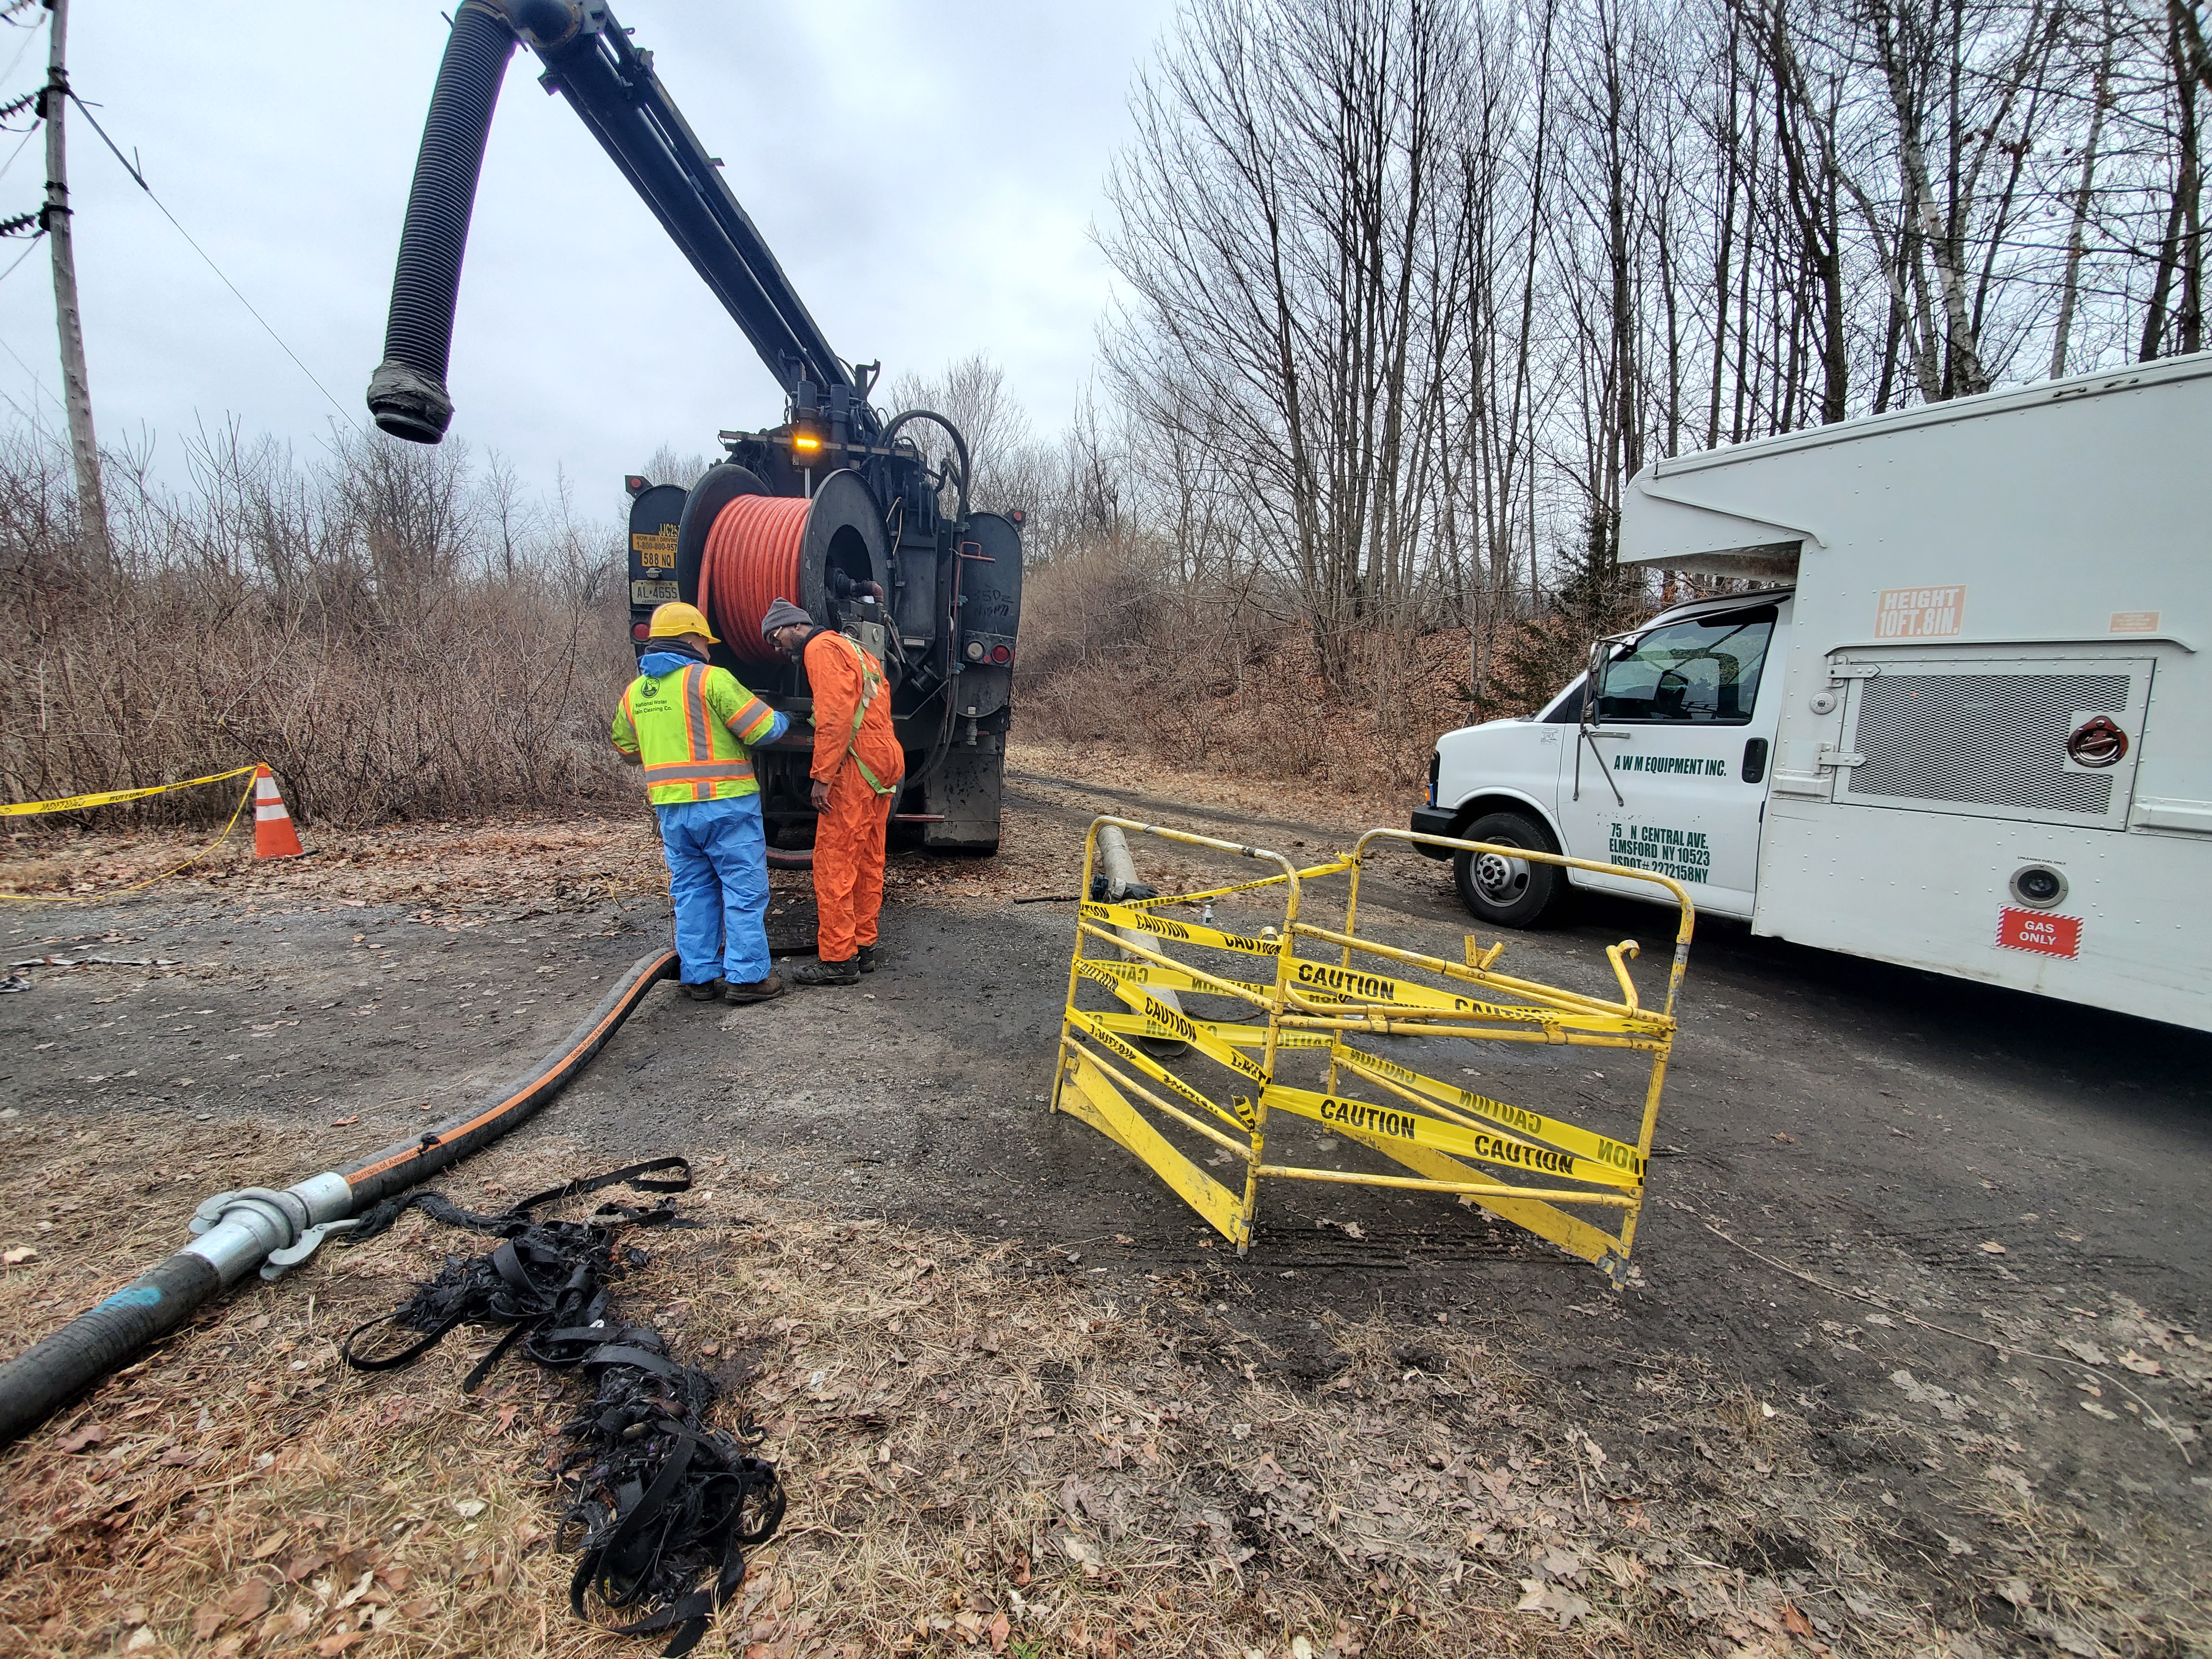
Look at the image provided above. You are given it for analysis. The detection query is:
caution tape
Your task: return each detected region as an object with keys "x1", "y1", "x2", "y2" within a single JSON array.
[
  {"x1": 1075, "y1": 956, "x2": 1276, "y2": 1002},
  {"x1": 1082, "y1": 900, "x2": 1283, "y2": 958},
  {"x1": 1258, "y1": 1082, "x2": 1641, "y2": 1190},
  {"x1": 1327, "y1": 1043, "x2": 1646, "y2": 1180},
  {"x1": 1089, "y1": 1009, "x2": 1332, "y2": 1054},
  {"x1": 0, "y1": 768, "x2": 260, "y2": 903},
  {"x1": 1072, "y1": 1010, "x2": 1253, "y2": 1133},
  {"x1": 1124, "y1": 858, "x2": 1350, "y2": 911},
  {"x1": 0, "y1": 763, "x2": 257, "y2": 817}
]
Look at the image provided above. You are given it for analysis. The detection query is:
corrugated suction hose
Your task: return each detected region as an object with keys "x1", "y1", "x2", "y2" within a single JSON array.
[
  {"x1": 699, "y1": 495, "x2": 810, "y2": 667},
  {"x1": 366, "y1": 0, "x2": 518, "y2": 443},
  {"x1": 0, "y1": 949, "x2": 678, "y2": 1446}
]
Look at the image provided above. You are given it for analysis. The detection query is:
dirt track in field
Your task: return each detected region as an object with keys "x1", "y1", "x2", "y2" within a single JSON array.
[{"x1": 2, "y1": 746, "x2": 2208, "y2": 1658}]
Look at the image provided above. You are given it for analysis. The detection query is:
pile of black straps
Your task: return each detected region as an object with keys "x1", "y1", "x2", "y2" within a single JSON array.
[{"x1": 340, "y1": 1157, "x2": 784, "y2": 1659}]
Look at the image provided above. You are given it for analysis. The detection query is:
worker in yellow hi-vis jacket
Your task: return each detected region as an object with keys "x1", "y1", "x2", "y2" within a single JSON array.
[{"x1": 612, "y1": 602, "x2": 790, "y2": 1004}]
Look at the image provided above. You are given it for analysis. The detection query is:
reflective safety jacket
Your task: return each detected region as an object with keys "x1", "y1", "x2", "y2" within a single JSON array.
[
  {"x1": 611, "y1": 655, "x2": 785, "y2": 805},
  {"x1": 804, "y1": 629, "x2": 903, "y2": 796}
]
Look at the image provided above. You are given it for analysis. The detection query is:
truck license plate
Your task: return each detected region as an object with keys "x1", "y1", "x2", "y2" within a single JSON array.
[{"x1": 630, "y1": 579, "x2": 681, "y2": 605}]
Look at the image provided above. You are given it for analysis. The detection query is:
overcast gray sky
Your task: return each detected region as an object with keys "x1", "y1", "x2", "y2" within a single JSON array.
[{"x1": 0, "y1": 1, "x2": 1175, "y2": 504}]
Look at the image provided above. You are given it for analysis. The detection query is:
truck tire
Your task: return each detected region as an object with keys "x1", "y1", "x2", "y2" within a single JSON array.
[{"x1": 1452, "y1": 810, "x2": 1568, "y2": 929}]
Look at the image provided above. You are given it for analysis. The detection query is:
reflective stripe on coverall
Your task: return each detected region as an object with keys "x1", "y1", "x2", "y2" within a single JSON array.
[
  {"x1": 613, "y1": 652, "x2": 790, "y2": 983},
  {"x1": 804, "y1": 630, "x2": 904, "y2": 963}
]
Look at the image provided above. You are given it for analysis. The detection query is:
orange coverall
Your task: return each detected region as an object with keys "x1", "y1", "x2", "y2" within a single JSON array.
[{"x1": 805, "y1": 630, "x2": 905, "y2": 962}]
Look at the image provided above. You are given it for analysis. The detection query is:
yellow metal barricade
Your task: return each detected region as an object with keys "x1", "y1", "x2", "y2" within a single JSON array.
[{"x1": 1049, "y1": 819, "x2": 1695, "y2": 1286}]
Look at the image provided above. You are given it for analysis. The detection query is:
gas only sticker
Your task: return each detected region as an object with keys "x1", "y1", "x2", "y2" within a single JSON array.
[
  {"x1": 1875, "y1": 585, "x2": 1966, "y2": 640},
  {"x1": 1607, "y1": 821, "x2": 1711, "y2": 885},
  {"x1": 1997, "y1": 907, "x2": 2081, "y2": 959}
]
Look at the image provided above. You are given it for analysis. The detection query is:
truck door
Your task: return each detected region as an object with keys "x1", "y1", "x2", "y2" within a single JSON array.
[{"x1": 1554, "y1": 601, "x2": 1786, "y2": 917}]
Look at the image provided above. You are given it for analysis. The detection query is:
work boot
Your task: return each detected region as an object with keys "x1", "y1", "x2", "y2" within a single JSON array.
[
  {"x1": 856, "y1": 944, "x2": 879, "y2": 974},
  {"x1": 721, "y1": 974, "x2": 786, "y2": 1004},
  {"x1": 679, "y1": 979, "x2": 726, "y2": 1001},
  {"x1": 791, "y1": 957, "x2": 861, "y2": 987}
]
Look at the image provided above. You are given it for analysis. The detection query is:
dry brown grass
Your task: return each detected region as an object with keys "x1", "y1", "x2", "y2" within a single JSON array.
[
  {"x1": 0, "y1": 427, "x2": 635, "y2": 834},
  {"x1": 12, "y1": 1109, "x2": 2171, "y2": 1659}
]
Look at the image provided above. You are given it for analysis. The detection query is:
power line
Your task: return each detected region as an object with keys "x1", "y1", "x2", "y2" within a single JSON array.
[
  {"x1": 0, "y1": 121, "x2": 35, "y2": 184},
  {"x1": 0, "y1": 221, "x2": 39, "y2": 281},
  {"x1": 66, "y1": 90, "x2": 364, "y2": 432},
  {"x1": 0, "y1": 327, "x2": 64, "y2": 413}
]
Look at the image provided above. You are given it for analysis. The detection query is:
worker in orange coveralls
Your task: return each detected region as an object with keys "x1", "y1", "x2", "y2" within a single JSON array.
[{"x1": 762, "y1": 598, "x2": 904, "y2": 987}]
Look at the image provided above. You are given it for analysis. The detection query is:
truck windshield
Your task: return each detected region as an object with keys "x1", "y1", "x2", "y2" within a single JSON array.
[{"x1": 1598, "y1": 606, "x2": 1777, "y2": 724}]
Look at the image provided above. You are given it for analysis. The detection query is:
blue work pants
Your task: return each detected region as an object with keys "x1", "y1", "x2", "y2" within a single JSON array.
[{"x1": 657, "y1": 794, "x2": 771, "y2": 986}]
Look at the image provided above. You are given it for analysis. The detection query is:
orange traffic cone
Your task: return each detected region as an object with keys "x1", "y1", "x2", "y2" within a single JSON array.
[{"x1": 252, "y1": 765, "x2": 305, "y2": 859}]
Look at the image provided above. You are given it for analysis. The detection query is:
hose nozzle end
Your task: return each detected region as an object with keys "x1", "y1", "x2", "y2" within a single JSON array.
[{"x1": 367, "y1": 359, "x2": 455, "y2": 445}]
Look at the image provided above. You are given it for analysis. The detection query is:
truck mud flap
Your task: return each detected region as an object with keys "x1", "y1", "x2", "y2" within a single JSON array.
[{"x1": 922, "y1": 736, "x2": 1004, "y2": 853}]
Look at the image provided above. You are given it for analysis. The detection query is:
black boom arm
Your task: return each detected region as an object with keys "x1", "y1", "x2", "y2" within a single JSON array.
[{"x1": 367, "y1": 0, "x2": 861, "y2": 445}]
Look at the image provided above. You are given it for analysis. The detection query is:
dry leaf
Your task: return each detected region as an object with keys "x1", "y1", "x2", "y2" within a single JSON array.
[
  {"x1": 2116, "y1": 1351, "x2": 2164, "y2": 1376},
  {"x1": 329, "y1": 1116, "x2": 360, "y2": 1128},
  {"x1": 2, "y1": 1246, "x2": 37, "y2": 1264},
  {"x1": 1779, "y1": 1602, "x2": 1815, "y2": 1636},
  {"x1": 224, "y1": 1580, "x2": 273, "y2": 1620},
  {"x1": 56, "y1": 1423, "x2": 105, "y2": 1453},
  {"x1": 315, "y1": 1634, "x2": 363, "y2": 1657},
  {"x1": 452, "y1": 1498, "x2": 487, "y2": 1518},
  {"x1": 1979, "y1": 1241, "x2": 2008, "y2": 1254},
  {"x1": 192, "y1": 1604, "x2": 228, "y2": 1640},
  {"x1": 249, "y1": 1529, "x2": 292, "y2": 1561},
  {"x1": 988, "y1": 1611, "x2": 1010, "y2": 1653},
  {"x1": 1515, "y1": 1579, "x2": 1592, "y2": 1629}
]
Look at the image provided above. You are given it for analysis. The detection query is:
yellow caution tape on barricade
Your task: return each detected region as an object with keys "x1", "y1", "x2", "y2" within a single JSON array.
[
  {"x1": 1328, "y1": 1043, "x2": 1646, "y2": 1180},
  {"x1": 1259, "y1": 1081, "x2": 1642, "y2": 1190},
  {"x1": 1073, "y1": 1010, "x2": 1253, "y2": 1132},
  {"x1": 1283, "y1": 957, "x2": 1533, "y2": 1018},
  {"x1": 1081, "y1": 901, "x2": 1282, "y2": 958},
  {"x1": 1124, "y1": 859, "x2": 1352, "y2": 911},
  {"x1": 0, "y1": 763, "x2": 257, "y2": 817},
  {"x1": 1061, "y1": 1048, "x2": 1249, "y2": 1242},
  {"x1": 1090, "y1": 1009, "x2": 1332, "y2": 1054},
  {"x1": 1075, "y1": 956, "x2": 1276, "y2": 1002}
]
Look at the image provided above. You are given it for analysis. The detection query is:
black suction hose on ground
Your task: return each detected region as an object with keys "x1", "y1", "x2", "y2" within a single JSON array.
[
  {"x1": 366, "y1": 0, "x2": 518, "y2": 443},
  {"x1": 0, "y1": 949, "x2": 678, "y2": 1446}
]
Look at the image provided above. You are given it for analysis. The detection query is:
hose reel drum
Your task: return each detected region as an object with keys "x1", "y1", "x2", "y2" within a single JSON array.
[{"x1": 674, "y1": 465, "x2": 892, "y2": 673}]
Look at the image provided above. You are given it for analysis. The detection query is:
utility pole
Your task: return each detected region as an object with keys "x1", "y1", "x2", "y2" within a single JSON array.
[{"x1": 40, "y1": 0, "x2": 109, "y2": 569}]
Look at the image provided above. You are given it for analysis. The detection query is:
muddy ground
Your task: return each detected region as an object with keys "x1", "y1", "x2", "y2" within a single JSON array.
[{"x1": 1, "y1": 752, "x2": 2207, "y2": 1659}]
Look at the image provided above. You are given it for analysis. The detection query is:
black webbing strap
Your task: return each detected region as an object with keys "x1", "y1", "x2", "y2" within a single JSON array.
[{"x1": 337, "y1": 1158, "x2": 783, "y2": 1657}]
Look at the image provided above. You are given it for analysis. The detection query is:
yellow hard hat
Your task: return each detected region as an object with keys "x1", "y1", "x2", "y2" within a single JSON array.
[{"x1": 648, "y1": 601, "x2": 719, "y2": 644}]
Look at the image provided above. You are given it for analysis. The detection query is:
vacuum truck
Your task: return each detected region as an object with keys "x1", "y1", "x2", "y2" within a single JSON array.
[{"x1": 366, "y1": 0, "x2": 1021, "y2": 854}]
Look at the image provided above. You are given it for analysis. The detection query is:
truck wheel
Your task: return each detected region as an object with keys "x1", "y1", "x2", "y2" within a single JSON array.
[{"x1": 1452, "y1": 811, "x2": 1567, "y2": 929}]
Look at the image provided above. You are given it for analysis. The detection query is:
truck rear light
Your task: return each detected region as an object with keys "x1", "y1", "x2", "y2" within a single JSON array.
[
  {"x1": 632, "y1": 622, "x2": 651, "y2": 641},
  {"x1": 990, "y1": 644, "x2": 1011, "y2": 665},
  {"x1": 966, "y1": 641, "x2": 986, "y2": 661}
]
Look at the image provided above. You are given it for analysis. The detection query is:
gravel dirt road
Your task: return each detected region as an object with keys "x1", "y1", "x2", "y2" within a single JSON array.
[{"x1": 2, "y1": 757, "x2": 2206, "y2": 1657}]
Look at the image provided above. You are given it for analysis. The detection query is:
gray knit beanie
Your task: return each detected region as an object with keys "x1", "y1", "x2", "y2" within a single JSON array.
[{"x1": 760, "y1": 597, "x2": 813, "y2": 639}]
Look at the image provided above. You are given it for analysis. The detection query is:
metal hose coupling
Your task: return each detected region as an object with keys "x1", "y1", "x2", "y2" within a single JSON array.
[{"x1": 186, "y1": 1174, "x2": 359, "y2": 1284}]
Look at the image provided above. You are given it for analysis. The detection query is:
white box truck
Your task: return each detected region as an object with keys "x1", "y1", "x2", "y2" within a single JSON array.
[{"x1": 1412, "y1": 352, "x2": 2210, "y2": 1034}]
